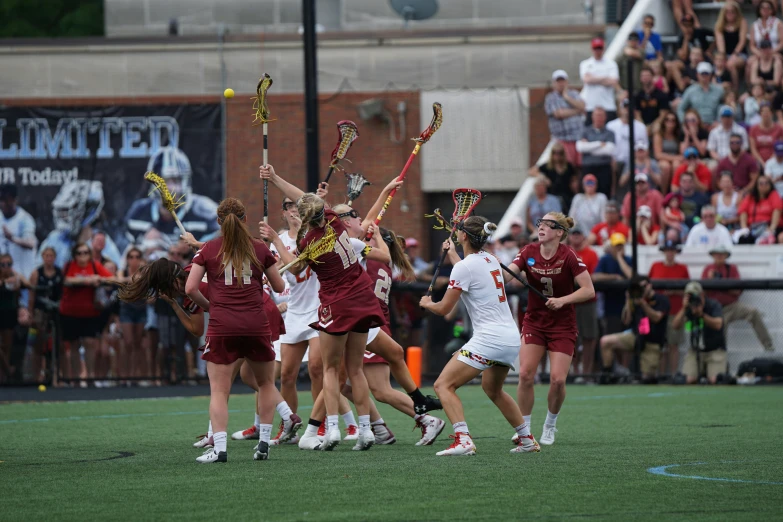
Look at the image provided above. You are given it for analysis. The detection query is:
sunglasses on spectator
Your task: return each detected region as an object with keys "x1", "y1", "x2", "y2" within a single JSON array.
[
  {"x1": 337, "y1": 209, "x2": 360, "y2": 219},
  {"x1": 76, "y1": 250, "x2": 90, "y2": 256},
  {"x1": 0, "y1": 262, "x2": 11, "y2": 268}
]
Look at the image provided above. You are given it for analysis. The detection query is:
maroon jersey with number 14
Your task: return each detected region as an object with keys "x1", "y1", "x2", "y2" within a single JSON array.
[
  {"x1": 192, "y1": 238, "x2": 277, "y2": 337},
  {"x1": 512, "y1": 243, "x2": 587, "y2": 334}
]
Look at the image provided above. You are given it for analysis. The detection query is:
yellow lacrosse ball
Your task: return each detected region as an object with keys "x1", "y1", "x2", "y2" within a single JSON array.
[
  {"x1": 224, "y1": 88, "x2": 235, "y2": 99},
  {"x1": 38, "y1": 384, "x2": 46, "y2": 392}
]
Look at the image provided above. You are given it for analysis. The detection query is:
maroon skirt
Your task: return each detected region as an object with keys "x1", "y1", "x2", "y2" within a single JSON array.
[
  {"x1": 310, "y1": 289, "x2": 386, "y2": 335},
  {"x1": 264, "y1": 297, "x2": 286, "y2": 343},
  {"x1": 201, "y1": 335, "x2": 275, "y2": 364}
]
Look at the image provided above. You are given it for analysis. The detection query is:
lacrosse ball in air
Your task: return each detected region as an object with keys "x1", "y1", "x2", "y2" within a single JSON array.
[
  {"x1": 38, "y1": 384, "x2": 46, "y2": 392},
  {"x1": 224, "y1": 88, "x2": 235, "y2": 99}
]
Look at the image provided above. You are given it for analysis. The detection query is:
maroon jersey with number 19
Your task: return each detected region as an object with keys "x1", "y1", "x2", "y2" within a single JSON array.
[
  {"x1": 192, "y1": 238, "x2": 277, "y2": 337},
  {"x1": 512, "y1": 243, "x2": 587, "y2": 333}
]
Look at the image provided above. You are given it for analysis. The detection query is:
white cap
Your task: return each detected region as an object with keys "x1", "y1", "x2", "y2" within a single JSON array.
[
  {"x1": 696, "y1": 61, "x2": 713, "y2": 75},
  {"x1": 634, "y1": 139, "x2": 649, "y2": 151},
  {"x1": 638, "y1": 205, "x2": 652, "y2": 219},
  {"x1": 552, "y1": 69, "x2": 568, "y2": 81}
]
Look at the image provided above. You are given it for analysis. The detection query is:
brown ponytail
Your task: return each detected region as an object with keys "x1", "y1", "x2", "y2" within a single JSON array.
[
  {"x1": 380, "y1": 227, "x2": 415, "y2": 281},
  {"x1": 217, "y1": 198, "x2": 262, "y2": 286},
  {"x1": 119, "y1": 258, "x2": 185, "y2": 302}
]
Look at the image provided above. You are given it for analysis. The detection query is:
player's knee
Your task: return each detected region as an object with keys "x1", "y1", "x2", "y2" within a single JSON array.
[
  {"x1": 481, "y1": 381, "x2": 502, "y2": 402},
  {"x1": 280, "y1": 365, "x2": 298, "y2": 387},
  {"x1": 433, "y1": 378, "x2": 451, "y2": 396},
  {"x1": 550, "y1": 376, "x2": 566, "y2": 390},
  {"x1": 518, "y1": 368, "x2": 536, "y2": 386}
]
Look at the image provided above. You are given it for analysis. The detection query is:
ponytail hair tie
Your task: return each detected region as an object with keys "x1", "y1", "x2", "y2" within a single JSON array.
[{"x1": 483, "y1": 222, "x2": 494, "y2": 235}]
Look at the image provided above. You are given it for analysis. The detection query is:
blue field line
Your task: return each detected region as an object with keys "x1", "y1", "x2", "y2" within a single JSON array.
[{"x1": 648, "y1": 461, "x2": 783, "y2": 485}]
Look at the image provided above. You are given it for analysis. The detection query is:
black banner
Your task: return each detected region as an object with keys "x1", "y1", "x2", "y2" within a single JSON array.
[{"x1": 0, "y1": 104, "x2": 222, "y2": 270}]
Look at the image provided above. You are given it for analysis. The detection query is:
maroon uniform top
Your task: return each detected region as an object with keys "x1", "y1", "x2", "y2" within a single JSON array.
[
  {"x1": 192, "y1": 238, "x2": 277, "y2": 337},
  {"x1": 512, "y1": 243, "x2": 588, "y2": 333},
  {"x1": 301, "y1": 209, "x2": 375, "y2": 307},
  {"x1": 366, "y1": 259, "x2": 393, "y2": 324},
  {"x1": 183, "y1": 263, "x2": 208, "y2": 314}
]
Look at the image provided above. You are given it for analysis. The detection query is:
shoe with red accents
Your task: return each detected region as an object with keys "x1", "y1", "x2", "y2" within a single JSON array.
[
  {"x1": 317, "y1": 418, "x2": 327, "y2": 438},
  {"x1": 343, "y1": 424, "x2": 359, "y2": 441},
  {"x1": 231, "y1": 425, "x2": 258, "y2": 440},
  {"x1": 269, "y1": 421, "x2": 286, "y2": 446},
  {"x1": 372, "y1": 423, "x2": 396, "y2": 445},
  {"x1": 193, "y1": 434, "x2": 213, "y2": 449},
  {"x1": 414, "y1": 415, "x2": 445, "y2": 446},
  {"x1": 279, "y1": 413, "x2": 303, "y2": 444},
  {"x1": 436, "y1": 433, "x2": 476, "y2": 456},
  {"x1": 510, "y1": 433, "x2": 541, "y2": 453}
]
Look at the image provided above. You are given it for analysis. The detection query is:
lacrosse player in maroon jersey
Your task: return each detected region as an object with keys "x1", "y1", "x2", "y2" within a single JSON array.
[
  {"x1": 186, "y1": 198, "x2": 298, "y2": 463},
  {"x1": 504, "y1": 212, "x2": 595, "y2": 447}
]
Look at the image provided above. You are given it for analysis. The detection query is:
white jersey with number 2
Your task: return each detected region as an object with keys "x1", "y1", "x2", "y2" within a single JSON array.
[{"x1": 448, "y1": 252, "x2": 520, "y2": 347}]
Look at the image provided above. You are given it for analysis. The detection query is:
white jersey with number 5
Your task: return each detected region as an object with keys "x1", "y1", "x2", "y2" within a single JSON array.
[
  {"x1": 273, "y1": 231, "x2": 320, "y2": 314},
  {"x1": 448, "y1": 252, "x2": 520, "y2": 347}
]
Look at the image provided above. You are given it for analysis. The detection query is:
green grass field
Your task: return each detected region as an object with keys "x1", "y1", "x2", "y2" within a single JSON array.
[{"x1": 2, "y1": 385, "x2": 782, "y2": 521}]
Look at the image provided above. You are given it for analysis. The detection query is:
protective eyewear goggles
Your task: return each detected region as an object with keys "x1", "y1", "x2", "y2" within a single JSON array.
[
  {"x1": 337, "y1": 209, "x2": 360, "y2": 219},
  {"x1": 536, "y1": 219, "x2": 566, "y2": 231}
]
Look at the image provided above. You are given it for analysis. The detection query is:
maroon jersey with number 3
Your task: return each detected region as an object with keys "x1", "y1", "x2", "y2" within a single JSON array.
[
  {"x1": 192, "y1": 238, "x2": 277, "y2": 337},
  {"x1": 512, "y1": 243, "x2": 587, "y2": 333}
]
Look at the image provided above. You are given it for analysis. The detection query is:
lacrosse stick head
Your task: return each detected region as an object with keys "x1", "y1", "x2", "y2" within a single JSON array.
[
  {"x1": 425, "y1": 208, "x2": 450, "y2": 230},
  {"x1": 345, "y1": 172, "x2": 371, "y2": 203},
  {"x1": 299, "y1": 219, "x2": 338, "y2": 265},
  {"x1": 330, "y1": 120, "x2": 359, "y2": 169},
  {"x1": 144, "y1": 171, "x2": 185, "y2": 215},
  {"x1": 252, "y1": 73, "x2": 274, "y2": 125},
  {"x1": 414, "y1": 102, "x2": 443, "y2": 144},
  {"x1": 451, "y1": 188, "x2": 483, "y2": 225}
]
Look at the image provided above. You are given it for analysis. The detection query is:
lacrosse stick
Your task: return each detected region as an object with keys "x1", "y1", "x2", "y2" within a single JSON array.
[
  {"x1": 365, "y1": 102, "x2": 443, "y2": 241},
  {"x1": 346, "y1": 172, "x2": 371, "y2": 206},
  {"x1": 499, "y1": 262, "x2": 549, "y2": 302},
  {"x1": 278, "y1": 219, "x2": 338, "y2": 275},
  {"x1": 324, "y1": 120, "x2": 359, "y2": 184},
  {"x1": 253, "y1": 73, "x2": 274, "y2": 223},
  {"x1": 425, "y1": 188, "x2": 482, "y2": 298},
  {"x1": 144, "y1": 171, "x2": 187, "y2": 236}
]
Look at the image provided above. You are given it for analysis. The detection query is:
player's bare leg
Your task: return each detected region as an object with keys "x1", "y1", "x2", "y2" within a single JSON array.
[
  {"x1": 299, "y1": 332, "x2": 346, "y2": 450},
  {"x1": 517, "y1": 343, "x2": 546, "y2": 417},
  {"x1": 541, "y1": 351, "x2": 571, "y2": 446},
  {"x1": 197, "y1": 360, "x2": 242, "y2": 463},
  {"x1": 482, "y1": 365, "x2": 540, "y2": 453},
  {"x1": 307, "y1": 337, "x2": 323, "y2": 401},
  {"x1": 433, "y1": 355, "x2": 480, "y2": 456},
  {"x1": 280, "y1": 341, "x2": 308, "y2": 413},
  {"x1": 230, "y1": 362, "x2": 261, "y2": 440},
  {"x1": 345, "y1": 331, "x2": 374, "y2": 449},
  {"x1": 368, "y1": 331, "x2": 442, "y2": 413}
]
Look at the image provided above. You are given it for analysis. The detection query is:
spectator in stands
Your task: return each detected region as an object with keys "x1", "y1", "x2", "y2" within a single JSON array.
[
  {"x1": 635, "y1": 66, "x2": 670, "y2": 135},
  {"x1": 26, "y1": 246, "x2": 63, "y2": 383},
  {"x1": 750, "y1": 103, "x2": 783, "y2": 166},
  {"x1": 0, "y1": 253, "x2": 30, "y2": 383},
  {"x1": 702, "y1": 245, "x2": 774, "y2": 352},
  {"x1": 661, "y1": 192, "x2": 687, "y2": 238},
  {"x1": 567, "y1": 226, "x2": 599, "y2": 381},
  {"x1": 677, "y1": 171, "x2": 712, "y2": 228},
  {"x1": 678, "y1": 62, "x2": 724, "y2": 126},
  {"x1": 748, "y1": 0, "x2": 783, "y2": 74},
  {"x1": 118, "y1": 247, "x2": 146, "y2": 382},
  {"x1": 685, "y1": 205, "x2": 734, "y2": 247},
  {"x1": 715, "y1": 1, "x2": 749, "y2": 92},
  {"x1": 508, "y1": 218, "x2": 525, "y2": 243},
  {"x1": 619, "y1": 141, "x2": 662, "y2": 199},
  {"x1": 638, "y1": 14, "x2": 664, "y2": 64},
  {"x1": 738, "y1": 174, "x2": 782, "y2": 243},
  {"x1": 570, "y1": 174, "x2": 607, "y2": 237},
  {"x1": 712, "y1": 171, "x2": 743, "y2": 230},
  {"x1": 766, "y1": 141, "x2": 783, "y2": 194},
  {"x1": 594, "y1": 233, "x2": 633, "y2": 337},
  {"x1": 671, "y1": 46, "x2": 705, "y2": 97},
  {"x1": 577, "y1": 107, "x2": 616, "y2": 197},
  {"x1": 495, "y1": 235, "x2": 519, "y2": 266},
  {"x1": 681, "y1": 109, "x2": 710, "y2": 160},
  {"x1": 750, "y1": 40, "x2": 782, "y2": 90},
  {"x1": 526, "y1": 178, "x2": 562, "y2": 235},
  {"x1": 599, "y1": 275, "x2": 669, "y2": 383},
  {"x1": 633, "y1": 205, "x2": 660, "y2": 245},
  {"x1": 618, "y1": 33, "x2": 644, "y2": 97},
  {"x1": 529, "y1": 141, "x2": 578, "y2": 212},
  {"x1": 672, "y1": 147, "x2": 713, "y2": 192},
  {"x1": 673, "y1": 1, "x2": 699, "y2": 31},
  {"x1": 608, "y1": 99, "x2": 648, "y2": 192},
  {"x1": 712, "y1": 52, "x2": 734, "y2": 87},
  {"x1": 588, "y1": 201, "x2": 629, "y2": 246},
  {"x1": 672, "y1": 281, "x2": 727, "y2": 384},
  {"x1": 580, "y1": 38, "x2": 620, "y2": 124},
  {"x1": 708, "y1": 107, "x2": 749, "y2": 161},
  {"x1": 654, "y1": 113, "x2": 684, "y2": 192},
  {"x1": 622, "y1": 172, "x2": 664, "y2": 227},
  {"x1": 744, "y1": 82, "x2": 770, "y2": 128},
  {"x1": 404, "y1": 238, "x2": 429, "y2": 277},
  {"x1": 0, "y1": 184, "x2": 37, "y2": 290},
  {"x1": 649, "y1": 239, "x2": 690, "y2": 375},
  {"x1": 717, "y1": 134, "x2": 760, "y2": 194},
  {"x1": 675, "y1": 12, "x2": 714, "y2": 64},
  {"x1": 545, "y1": 70, "x2": 586, "y2": 166}
]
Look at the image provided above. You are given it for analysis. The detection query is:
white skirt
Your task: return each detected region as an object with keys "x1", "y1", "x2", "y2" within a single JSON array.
[{"x1": 280, "y1": 308, "x2": 319, "y2": 345}]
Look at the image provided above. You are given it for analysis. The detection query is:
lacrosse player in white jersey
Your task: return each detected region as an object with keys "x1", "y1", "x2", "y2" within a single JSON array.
[{"x1": 420, "y1": 216, "x2": 540, "y2": 456}]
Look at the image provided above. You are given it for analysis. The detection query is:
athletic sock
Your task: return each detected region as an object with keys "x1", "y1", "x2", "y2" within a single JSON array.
[
  {"x1": 523, "y1": 415, "x2": 531, "y2": 430},
  {"x1": 259, "y1": 424, "x2": 273, "y2": 444},
  {"x1": 408, "y1": 388, "x2": 425, "y2": 403},
  {"x1": 514, "y1": 423, "x2": 531, "y2": 437},
  {"x1": 327, "y1": 415, "x2": 339, "y2": 433},
  {"x1": 413, "y1": 414, "x2": 425, "y2": 422},
  {"x1": 304, "y1": 419, "x2": 321, "y2": 436},
  {"x1": 545, "y1": 410, "x2": 558, "y2": 428},
  {"x1": 207, "y1": 421, "x2": 213, "y2": 438},
  {"x1": 371, "y1": 418, "x2": 386, "y2": 427},
  {"x1": 453, "y1": 421, "x2": 469, "y2": 435},
  {"x1": 358, "y1": 415, "x2": 371, "y2": 432},
  {"x1": 341, "y1": 410, "x2": 357, "y2": 427},
  {"x1": 254, "y1": 413, "x2": 261, "y2": 430},
  {"x1": 213, "y1": 431, "x2": 227, "y2": 453},
  {"x1": 276, "y1": 401, "x2": 293, "y2": 423}
]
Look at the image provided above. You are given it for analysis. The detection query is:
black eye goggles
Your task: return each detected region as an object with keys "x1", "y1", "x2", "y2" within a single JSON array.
[{"x1": 535, "y1": 219, "x2": 567, "y2": 231}]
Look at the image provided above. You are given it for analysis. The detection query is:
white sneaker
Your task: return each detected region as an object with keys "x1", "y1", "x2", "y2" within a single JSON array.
[
  {"x1": 540, "y1": 425, "x2": 557, "y2": 445},
  {"x1": 321, "y1": 428, "x2": 341, "y2": 451},
  {"x1": 231, "y1": 425, "x2": 258, "y2": 440},
  {"x1": 352, "y1": 428, "x2": 375, "y2": 451},
  {"x1": 372, "y1": 423, "x2": 396, "y2": 445},
  {"x1": 286, "y1": 435, "x2": 300, "y2": 445},
  {"x1": 253, "y1": 441, "x2": 269, "y2": 461},
  {"x1": 343, "y1": 424, "x2": 359, "y2": 441},
  {"x1": 510, "y1": 433, "x2": 541, "y2": 453},
  {"x1": 436, "y1": 433, "x2": 476, "y2": 456},
  {"x1": 193, "y1": 435, "x2": 214, "y2": 449},
  {"x1": 415, "y1": 416, "x2": 445, "y2": 446},
  {"x1": 298, "y1": 431, "x2": 323, "y2": 451},
  {"x1": 196, "y1": 449, "x2": 227, "y2": 463}
]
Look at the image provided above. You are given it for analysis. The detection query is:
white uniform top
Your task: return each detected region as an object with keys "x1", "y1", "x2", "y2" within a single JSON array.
[
  {"x1": 447, "y1": 252, "x2": 520, "y2": 347},
  {"x1": 272, "y1": 231, "x2": 320, "y2": 314}
]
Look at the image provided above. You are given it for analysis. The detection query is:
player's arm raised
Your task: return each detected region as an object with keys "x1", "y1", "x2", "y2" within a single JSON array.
[
  {"x1": 259, "y1": 164, "x2": 305, "y2": 202},
  {"x1": 359, "y1": 177, "x2": 404, "y2": 235},
  {"x1": 259, "y1": 222, "x2": 308, "y2": 275},
  {"x1": 364, "y1": 224, "x2": 391, "y2": 264}
]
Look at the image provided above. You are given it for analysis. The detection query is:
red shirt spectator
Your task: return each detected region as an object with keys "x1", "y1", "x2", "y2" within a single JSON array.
[
  {"x1": 738, "y1": 182, "x2": 783, "y2": 226},
  {"x1": 649, "y1": 241, "x2": 690, "y2": 314},
  {"x1": 672, "y1": 160, "x2": 713, "y2": 192},
  {"x1": 60, "y1": 258, "x2": 113, "y2": 318},
  {"x1": 622, "y1": 173, "x2": 664, "y2": 226},
  {"x1": 716, "y1": 148, "x2": 760, "y2": 193},
  {"x1": 750, "y1": 120, "x2": 783, "y2": 163},
  {"x1": 701, "y1": 262, "x2": 741, "y2": 306},
  {"x1": 588, "y1": 201, "x2": 630, "y2": 246}
]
